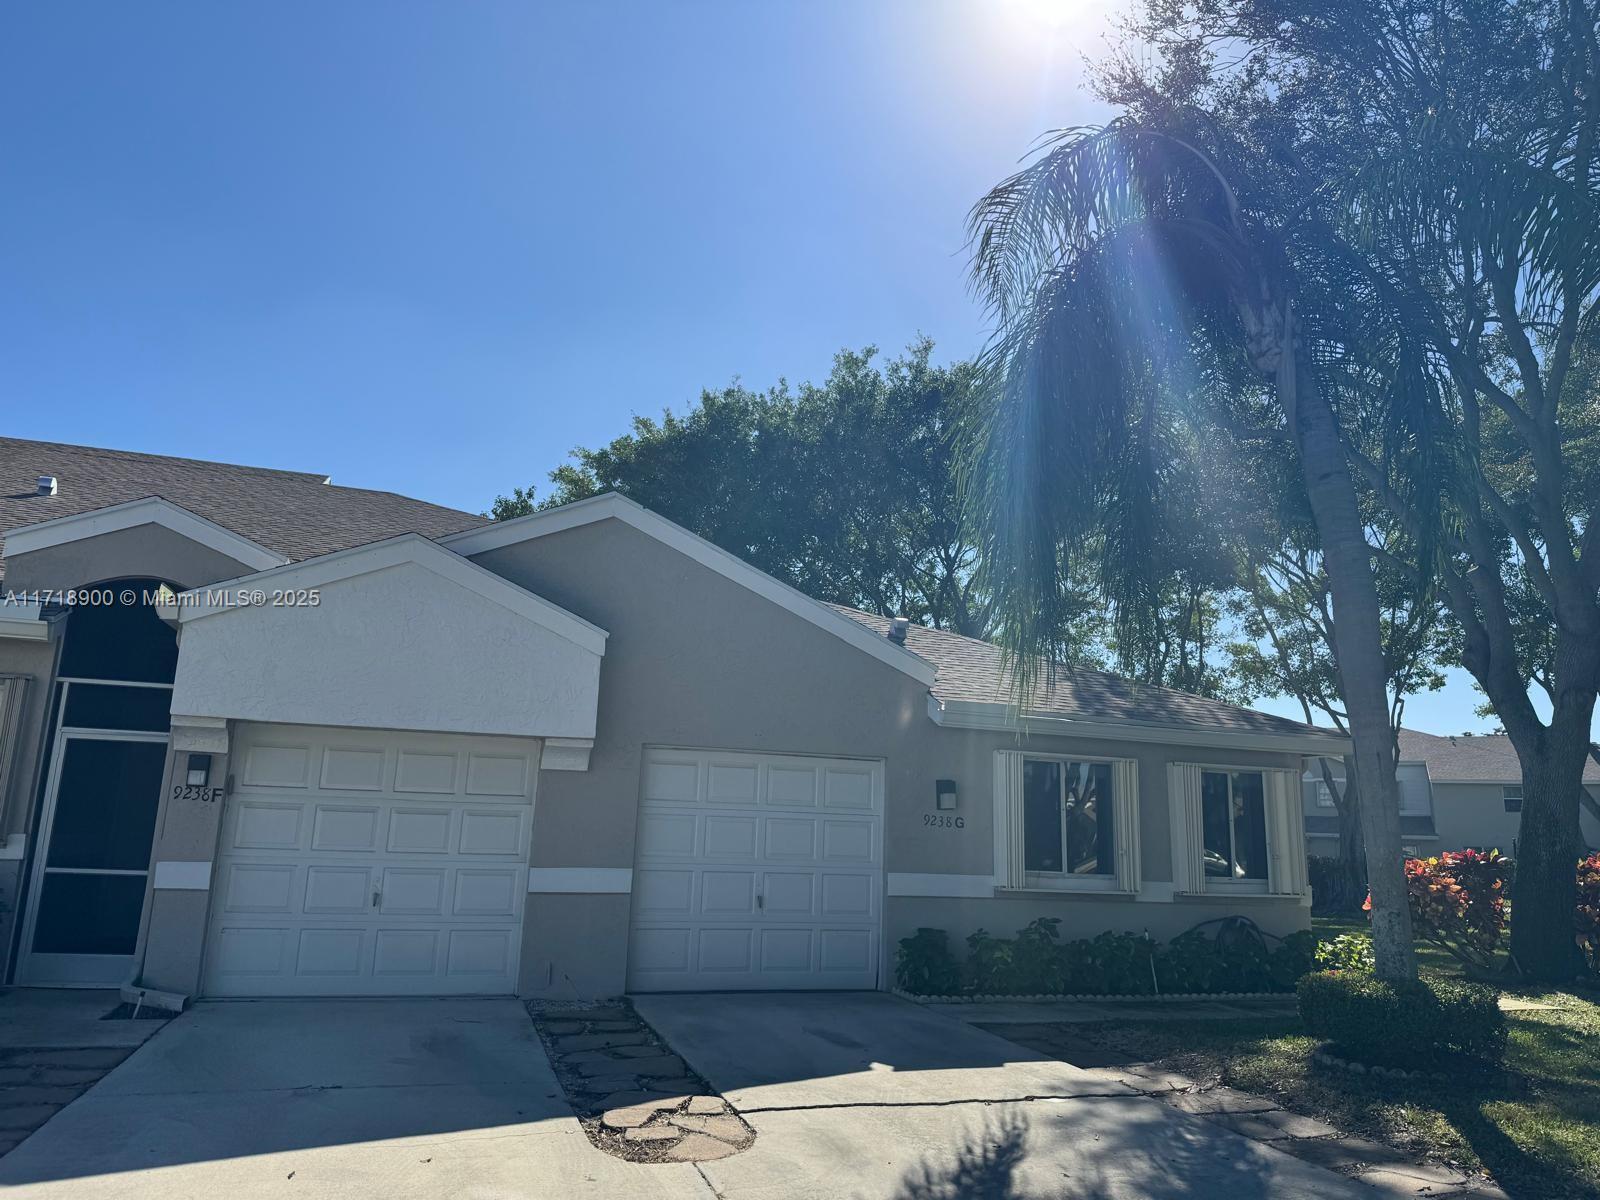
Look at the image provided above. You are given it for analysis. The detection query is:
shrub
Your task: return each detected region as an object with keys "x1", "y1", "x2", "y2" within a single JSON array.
[
  {"x1": 1315, "y1": 931, "x2": 1376, "y2": 973},
  {"x1": 1297, "y1": 970, "x2": 1506, "y2": 1068},
  {"x1": 1063, "y1": 930, "x2": 1156, "y2": 994},
  {"x1": 1578, "y1": 853, "x2": 1600, "y2": 975},
  {"x1": 894, "y1": 927, "x2": 961, "y2": 995},
  {"x1": 1367, "y1": 848, "x2": 1510, "y2": 970},
  {"x1": 964, "y1": 928, "x2": 1015, "y2": 994},
  {"x1": 1010, "y1": 917, "x2": 1069, "y2": 994}
]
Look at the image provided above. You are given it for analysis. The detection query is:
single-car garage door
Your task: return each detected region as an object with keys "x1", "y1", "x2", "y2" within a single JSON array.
[
  {"x1": 628, "y1": 747, "x2": 883, "y2": 991},
  {"x1": 204, "y1": 724, "x2": 536, "y2": 997}
]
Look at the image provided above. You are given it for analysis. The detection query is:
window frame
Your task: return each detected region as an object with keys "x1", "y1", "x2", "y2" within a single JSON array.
[
  {"x1": 1019, "y1": 755, "x2": 1120, "y2": 892},
  {"x1": 1199, "y1": 766, "x2": 1271, "y2": 895},
  {"x1": 1502, "y1": 784, "x2": 1523, "y2": 813},
  {"x1": 994, "y1": 751, "x2": 1139, "y2": 895}
]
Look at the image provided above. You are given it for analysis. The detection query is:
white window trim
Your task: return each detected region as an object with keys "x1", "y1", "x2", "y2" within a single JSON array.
[
  {"x1": 1169, "y1": 762, "x2": 1307, "y2": 900},
  {"x1": 994, "y1": 751, "x2": 1139, "y2": 895}
]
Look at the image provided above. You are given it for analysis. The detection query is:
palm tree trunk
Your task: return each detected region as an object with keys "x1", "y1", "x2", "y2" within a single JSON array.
[{"x1": 1259, "y1": 303, "x2": 1416, "y2": 983}]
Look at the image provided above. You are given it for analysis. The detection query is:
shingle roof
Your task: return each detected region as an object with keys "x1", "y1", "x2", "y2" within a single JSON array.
[
  {"x1": 1398, "y1": 728, "x2": 1600, "y2": 784},
  {"x1": 826, "y1": 603, "x2": 1340, "y2": 741},
  {"x1": 0, "y1": 436, "x2": 487, "y2": 581}
]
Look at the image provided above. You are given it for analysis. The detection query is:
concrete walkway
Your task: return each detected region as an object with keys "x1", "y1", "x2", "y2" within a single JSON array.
[
  {"x1": 0, "y1": 998, "x2": 707, "y2": 1199},
  {"x1": 634, "y1": 991, "x2": 1373, "y2": 1200}
]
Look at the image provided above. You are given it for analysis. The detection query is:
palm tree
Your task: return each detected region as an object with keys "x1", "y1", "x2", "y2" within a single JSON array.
[{"x1": 965, "y1": 121, "x2": 1418, "y2": 982}]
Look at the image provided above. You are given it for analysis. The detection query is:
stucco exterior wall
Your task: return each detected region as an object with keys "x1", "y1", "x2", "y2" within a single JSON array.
[
  {"x1": 1429, "y1": 781, "x2": 1600, "y2": 853},
  {"x1": 470, "y1": 517, "x2": 1307, "y2": 997},
  {"x1": 4, "y1": 523, "x2": 258, "y2": 594}
]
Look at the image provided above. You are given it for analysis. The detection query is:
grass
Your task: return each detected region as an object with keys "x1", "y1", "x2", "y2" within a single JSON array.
[{"x1": 1011, "y1": 919, "x2": 1600, "y2": 1199}]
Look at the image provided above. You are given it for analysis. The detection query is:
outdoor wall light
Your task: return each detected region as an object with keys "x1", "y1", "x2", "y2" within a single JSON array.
[
  {"x1": 186, "y1": 754, "x2": 212, "y2": 787},
  {"x1": 935, "y1": 778, "x2": 958, "y2": 810}
]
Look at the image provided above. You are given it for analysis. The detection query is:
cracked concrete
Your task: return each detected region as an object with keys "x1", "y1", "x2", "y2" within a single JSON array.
[{"x1": 635, "y1": 991, "x2": 1376, "y2": 1199}]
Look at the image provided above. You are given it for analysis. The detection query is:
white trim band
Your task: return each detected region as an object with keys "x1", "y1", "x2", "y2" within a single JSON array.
[
  {"x1": 152, "y1": 860, "x2": 212, "y2": 890},
  {"x1": 0, "y1": 602, "x2": 49, "y2": 641},
  {"x1": 528, "y1": 867, "x2": 633, "y2": 894},
  {"x1": 886, "y1": 872, "x2": 995, "y2": 898},
  {"x1": 3, "y1": 497, "x2": 288, "y2": 572}
]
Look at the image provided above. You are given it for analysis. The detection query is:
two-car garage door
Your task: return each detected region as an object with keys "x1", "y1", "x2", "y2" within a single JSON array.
[
  {"x1": 627, "y1": 748, "x2": 884, "y2": 991},
  {"x1": 203, "y1": 724, "x2": 536, "y2": 997}
]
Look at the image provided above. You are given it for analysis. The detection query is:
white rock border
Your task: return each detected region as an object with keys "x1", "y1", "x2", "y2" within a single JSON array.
[
  {"x1": 892, "y1": 987, "x2": 1294, "y2": 1004},
  {"x1": 1309, "y1": 1046, "x2": 1447, "y2": 1082}
]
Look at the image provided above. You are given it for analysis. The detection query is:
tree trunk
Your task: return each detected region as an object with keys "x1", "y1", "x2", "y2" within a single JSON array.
[
  {"x1": 1265, "y1": 307, "x2": 1416, "y2": 982},
  {"x1": 1329, "y1": 755, "x2": 1367, "y2": 913},
  {"x1": 1505, "y1": 689, "x2": 1595, "y2": 981}
]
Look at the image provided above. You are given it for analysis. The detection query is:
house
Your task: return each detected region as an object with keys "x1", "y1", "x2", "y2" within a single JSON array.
[
  {"x1": 0, "y1": 436, "x2": 1346, "y2": 1000},
  {"x1": 1302, "y1": 728, "x2": 1600, "y2": 857}
]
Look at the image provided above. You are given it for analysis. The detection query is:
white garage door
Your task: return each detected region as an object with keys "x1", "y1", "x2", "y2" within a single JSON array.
[
  {"x1": 628, "y1": 748, "x2": 883, "y2": 991},
  {"x1": 203, "y1": 724, "x2": 536, "y2": 997}
]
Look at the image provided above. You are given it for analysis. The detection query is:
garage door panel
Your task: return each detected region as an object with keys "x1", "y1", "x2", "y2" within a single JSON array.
[
  {"x1": 304, "y1": 866, "x2": 372, "y2": 913},
  {"x1": 380, "y1": 868, "x2": 445, "y2": 915},
  {"x1": 311, "y1": 805, "x2": 381, "y2": 852},
  {"x1": 204, "y1": 724, "x2": 535, "y2": 997},
  {"x1": 459, "y1": 809, "x2": 523, "y2": 855},
  {"x1": 388, "y1": 808, "x2": 452, "y2": 853},
  {"x1": 243, "y1": 744, "x2": 311, "y2": 789},
  {"x1": 319, "y1": 747, "x2": 386, "y2": 792},
  {"x1": 629, "y1": 748, "x2": 881, "y2": 992},
  {"x1": 233, "y1": 802, "x2": 302, "y2": 850},
  {"x1": 395, "y1": 751, "x2": 458, "y2": 794}
]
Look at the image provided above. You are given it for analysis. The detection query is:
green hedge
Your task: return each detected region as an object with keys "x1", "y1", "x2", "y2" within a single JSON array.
[
  {"x1": 1297, "y1": 970, "x2": 1506, "y2": 1068},
  {"x1": 895, "y1": 917, "x2": 1315, "y2": 997}
]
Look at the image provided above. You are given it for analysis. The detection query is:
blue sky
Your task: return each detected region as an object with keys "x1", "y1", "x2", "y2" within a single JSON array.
[{"x1": 0, "y1": 1, "x2": 1542, "y2": 736}]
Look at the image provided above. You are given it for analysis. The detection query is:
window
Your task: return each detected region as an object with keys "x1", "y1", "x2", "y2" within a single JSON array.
[
  {"x1": 1503, "y1": 785, "x2": 1523, "y2": 813},
  {"x1": 1022, "y1": 759, "x2": 1114, "y2": 876},
  {"x1": 1314, "y1": 781, "x2": 1336, "y2": 808},
  {"x1": 1201, "y1": 769, "x2": 1268, "y2": 882},
  {"x1": 994, "y1": 752, "x2": 1138, "y2": 893}
]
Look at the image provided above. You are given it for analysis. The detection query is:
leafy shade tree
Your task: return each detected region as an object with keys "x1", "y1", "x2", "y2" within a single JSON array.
[
  {"x1": 963, "y1": 123, "x2": 1418, "y2": 982},
  {"x1": 1102, "y1": 0, "x2": 1600, "y2": 979},
  {"x1": 1228, "y1": 534, "x2": 1450, "y2": 911},
  {"x1": 493, "y1": 341, "x2": 998, "y2": 638}
]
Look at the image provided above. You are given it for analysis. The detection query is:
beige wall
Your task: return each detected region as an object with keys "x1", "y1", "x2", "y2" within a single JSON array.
[
  {"x1": 4, "y1": 523, "x2": 258, "y2": 594},
  {"x1": 1430, "y1": 781, "x2": 1600, "y2": 854},
  {"x1": 471, "y1": 517, "x2": 1306, "y2": 997}
]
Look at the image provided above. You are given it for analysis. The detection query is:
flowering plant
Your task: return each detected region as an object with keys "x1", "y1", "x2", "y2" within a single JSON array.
[{"x1": 1577, "y1": 853, "x2": 1600, "y2": 974}]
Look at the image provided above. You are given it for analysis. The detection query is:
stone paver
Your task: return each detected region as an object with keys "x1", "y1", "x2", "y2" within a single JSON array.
[
  {"x1": 623, "y1": 1125, "x2": 680, "y2": 1142},
  {"x1": 530, "y1": 1000, "x2": 750, "y2": 1167},
  {"x1": 665, "y1": 1132, "x2": 741, "y2": 1162},
  {"x1": 1162, "y1": 1086, "x2": 1278, "y2": 1115},
  {"x1": 1204, "y1": 1108, "x2": 1342, "y2": 1141},
  {"x1": 601, "y1": 1096, "x2": 695, "y2": 1130},
  {"x1": 1356, "y1": 1165, "x2": 1471, "y2": 1197},
  {"x1": 578, "y1": 1053, "x2": 683, "y2": 1078},
  {"x1": 667, "y1": 1113, "x2": 746, "y2": 1143}
]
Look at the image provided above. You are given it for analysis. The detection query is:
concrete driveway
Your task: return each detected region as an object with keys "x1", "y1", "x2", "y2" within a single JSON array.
[
  {"x1": 0, "y1": 998, "x2": 707, "y2": 1200},
  {"x1": 633, "y1": 992, "x2": 1371, "y2": 1200}
]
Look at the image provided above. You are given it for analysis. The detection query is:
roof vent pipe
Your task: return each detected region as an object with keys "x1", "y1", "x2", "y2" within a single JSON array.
[
  {"x1": 887, "y1": 616, "x2": 910, "y2": 645},
  {"x1": 36, "y1": 475, "x2": 57, "y2": 496}
]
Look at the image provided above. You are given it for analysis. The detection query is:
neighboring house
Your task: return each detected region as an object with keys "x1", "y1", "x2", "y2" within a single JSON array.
[
  {"x1": 1303, "y1": 728, "x2": 1600, "y2": 857},
  {"x1": 0, "y1": 436, "x2": 1345, "y2": 1001}
]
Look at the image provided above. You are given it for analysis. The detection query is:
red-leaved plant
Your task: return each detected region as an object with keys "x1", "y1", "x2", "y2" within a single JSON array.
[
  {"x1": 1365, "y1": 848, "x2": 1510, "y2": 970},
  {"x1": 1578, "y1": 853, "x2": 1600, "y2": 975}
]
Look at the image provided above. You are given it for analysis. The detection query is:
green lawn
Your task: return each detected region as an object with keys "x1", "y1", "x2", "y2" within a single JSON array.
[{"x1": 1024, "y1": 919, "x2": 1600, "y2": 1199}]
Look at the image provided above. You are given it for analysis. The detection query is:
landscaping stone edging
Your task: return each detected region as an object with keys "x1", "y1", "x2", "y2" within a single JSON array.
[
  {"x1": 893, "y1": 987, "x2": 1294, "y2": 1004},
  {"x1": 526, "y1": 999, "x2": 755, "y2": 1164},
  {"x1": 1310, "y1": 1046, "x2": 1449, "y2": 1083}
]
